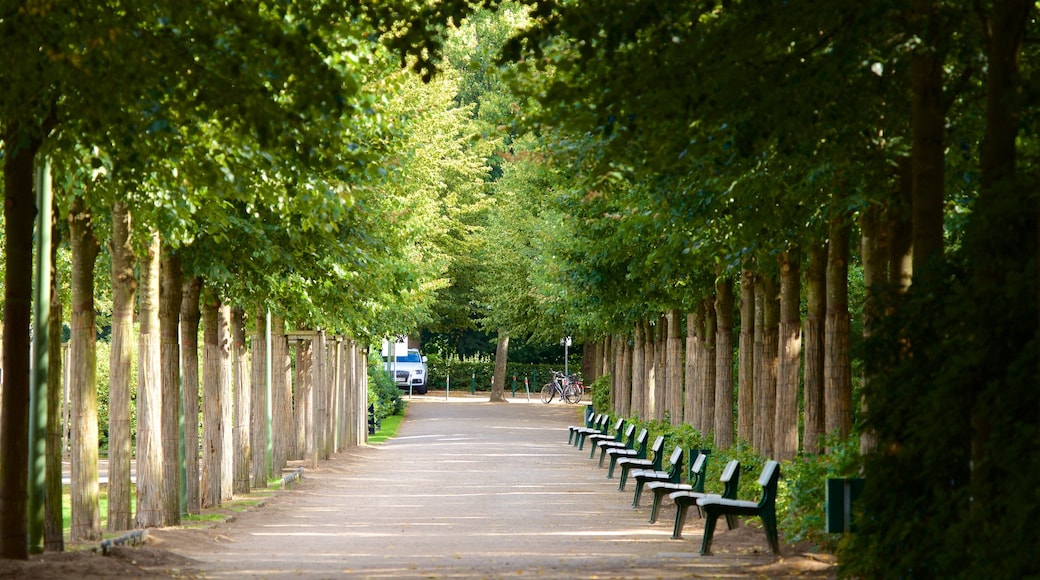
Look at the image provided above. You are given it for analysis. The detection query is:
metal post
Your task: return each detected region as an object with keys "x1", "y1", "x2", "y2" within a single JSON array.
[
  {"x1": 471, "y1": 371, "x2": 475, "y2": 395},
  {"x1": 445, "y1": 374, "x2": 450, "y2": 401},
  {"x1": 28, "y1": 159, "x2": 52, "y2": 554}
]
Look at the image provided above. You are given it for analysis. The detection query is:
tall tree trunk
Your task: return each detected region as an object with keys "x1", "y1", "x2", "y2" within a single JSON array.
[
  {"x1": 631, "y1": 323, "x2": 645, "y2": 419},
  {"x1": 68, "y1": 196, "x2": 101, "y2": 542},
  {"x1": 701, "y1": 296, "x2": 717, "y2": 435},
  {"x1": 666, "y1": 309, "x2": 683, "y2": 425},
  {"x1": 685, "y1": 305, "x2": 705, "y2": 432},
  {"x1": 312, "y1": 333, "x2": 325, "y2": 465},
  {"x1": 714, "y1": 277, "x2": 735, "y2": 448},
  {"x1": 44, "y1": 204, "x2": 63, "y2": 552},
  {"x1": 804, "y1": 243, "x2": 827, "y2": 453},
  {"x1": 645, "y1": 320, "x2": 657, "y2": 420},
  {"x1": 0, "y1": 127, "x2": 40, "y2": 559},
  {"x1": 295, "y1": 339, "x2": 313, "y2": 462},
  {"x1": 232, "y1": 307, "x2": 252, "y2": 494},
  {"x1": 859, "y1": 207, "x2": 888, "y2": 455},
  {"x1": 180, "y1": 277, "x2": 202, "y2": 514},
  {"x1": 201, "y1": 291, "x2": 223, "y2": 508},
  {"x1": 620, "y1": 338, "x2": 632, "y2": 417},
  {"x1": 738, "y1": 268, "x2": 755, "y2": 444},
  {"x1": 581, "y1": 341, "x2": 597, "y2": 384},
  {"x1": 776, "y1": 251, "x2": 802, "y2": 461},
  {"x1": 218, "y1": 303, "x2": 233, "y2": 502},
  {"x1": 611, "y1": 334, "x2": 624, "y2": 415},
  {"x1": 825, "y1": 216, "x2": 853, "y2": 440},
  {"x1": 654, "y1": 316, "x2": 667, "y2": 422},
  {"x1": 107, "y1": 201, "x2": 136, "y2": 532},
  {"x1": 910, "y1": 0, "x2": 947, "y2": 276},
  {"x1": 136, "y1": 230, "x2": 165, "y2": 528},
  {"x1": 491, "y1": 330, "x2": 509, "y2": 402},
  {"x1": 271, "y1": 315, "x2": 291, "y2": 474},
  {"x1": 251, "y1": 306, "x2": 268, "y2": 488},
  {"x1": 600, "y1": 335, "x2": 612, "y2": 384},
  {"x1": 890, "y1": 157, "x2": 914, "y2": 290},
  {"x1": 160, "y1": 251, "x2": 183, "y2": 524},
  {"x1": 754, "y1": 273, "x2": 779, "y2": 457}
]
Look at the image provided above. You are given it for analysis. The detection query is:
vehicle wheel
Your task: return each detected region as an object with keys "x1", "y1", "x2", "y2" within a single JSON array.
[
  {"x1": 540, "y1": 384, "x2": 554, "y2": 403},
  {"x1": 417, "y1": 384, "x2": 428, "y2": 395},
  {"x1": 564, "y1": 384, "x2": 582, "y2": 404}
]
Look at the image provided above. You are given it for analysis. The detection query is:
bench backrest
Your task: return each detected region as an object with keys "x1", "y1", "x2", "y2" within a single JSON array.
[
  {"x1": 687, "y1": 452, "x2": 708, "y2": 493},
  {"x1": 719, "y1": 459, "x2": 741, "y2": 499},
  {"x1": 754, "y1": 460, "x2": 781, "y2": 509},
  {"x1": 620, "y1": 424, "x2": 636, "y2": 447},
  {"x1": 664, "y1": 446, "x2": 684, "y2": 482},
  {"x1": 609, "y1": 417, "x2": 625, "y2": 440},
  {"x1": 595, "y1": 414, "x2": 608, "y2": 429},
  {"x1": 632, "y1": 428, "x2": 650, "y2": 458},
  {"x1": 647, "y1": 436, "x2": 666, "y2": 470}
]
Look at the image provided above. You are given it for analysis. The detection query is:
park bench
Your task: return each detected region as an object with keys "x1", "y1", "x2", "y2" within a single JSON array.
[
  {"x1": 646, "y1": 451, "x2": 708, "y2": 523},
  {"x1": 596, "y1": 423, "x2": 635, "y2": 464},
  {"x1": 585, "y1": 417, "x2": 625, "y2": 454},
  {"x1": 615, "y1": 435, "x2": 666, "y2": 490},
  {"x1": 670, "y1": 459, "x2": 741, "y2": 540},
  {"x1": 630, "y1": 445, "x2": 684, "y2": 507},
  {"x1": 573, "y1": 414, "x2": 610, "y2": 450},
  {"x1": 605, "y1": 428, "x2": 649, "y2": 478},
  {"x1": 570, "y1": 413, "x2": 606, "y2": 447},
  {"x1": 567, "y1": 410, "x2": 597, "y2": 445},
  {"x1": 697, "y1": 460, "x2": 781, "y2": 555}
]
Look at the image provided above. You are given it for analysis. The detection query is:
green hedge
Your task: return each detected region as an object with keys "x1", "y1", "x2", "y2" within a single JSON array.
[{"x1": 426, "y1": 355, "x2": 578, "y2": 393}]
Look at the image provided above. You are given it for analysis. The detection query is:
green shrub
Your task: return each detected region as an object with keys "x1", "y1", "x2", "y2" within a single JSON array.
[
  {"x1": 590, "y1": 375, "x2": 611, "y2": 414},
  {"x1": 425, "y1": 352, "x2": 576, "y2": 393},
  {"x1": 368, "y1": 353, "x2": 403, "y2": 421}
]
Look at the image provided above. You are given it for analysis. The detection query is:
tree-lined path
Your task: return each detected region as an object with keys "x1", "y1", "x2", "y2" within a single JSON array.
[{"x1": 151, "y1": 400, "x2": 834, "y2": 578}]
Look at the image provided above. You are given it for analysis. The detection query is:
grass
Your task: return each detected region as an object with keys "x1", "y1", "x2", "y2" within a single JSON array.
[{"x1": 367, "y1": 412, "x2": 404, "y2": 444}]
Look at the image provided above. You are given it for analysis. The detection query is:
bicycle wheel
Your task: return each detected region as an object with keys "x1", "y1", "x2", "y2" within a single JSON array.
[
  {"x1": 540, "y1": 383, "x2": 555, "y2": 403},
  {"x1": 564, "y1": 384, "x2": 582, "y2": 404}
]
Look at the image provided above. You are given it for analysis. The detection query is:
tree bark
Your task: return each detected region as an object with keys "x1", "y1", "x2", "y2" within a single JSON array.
[
  {"x1": 754, "y1": 273, "x2": 778, "y2": 457},
  {"x1": 825, "y1": 216, "x2": 853, "y2": 441},
  {"x1": 201, "y1": 291, "x2": 223, "y2": 508},
  {"x1": 271, "y1": 315, "x2": 291, "y2": 474},
  {"x1": 776, "y1": 251, "x2": 802, "y2": 461},
  {"x1": 136, "y1": 230, "x2": 165, "y2": 528},
  {"x1": 654, "y1": 315, "x2": 667, "y2": 422},
  {"x1": 803, "y1": 244, "x2": 827, "y2": 453},
  {"x1": 666, "y1": 309, "x2": 683, "y2": 425},
  {"x1": 490, "y1": 330, "x2": 509, "y2": 402},
  {"x1": 0, "y1": 126, "x2": 40, "y2": 559},
  {"x1": 890, "y1": 156, "x2": 914, "y2": 290},
  {"x1": 232, "y1": 307, "x2": 252, "y2": 494},
  {"x1": 180, "y1": 277, "x2": 203, "y2": 514},
  {"x1": 107, "y1": 201, "x2": 136, "y2": 532},
  {"x1": 714, "y1": 277, "x2": 735, "y2": 448},
  {"x1": 251, "y1": 306, "x2": 268, "y2": 488},
  {"x1": 631, "y1": 322, "x2": 645, "y2": 419},
  {"x1": 701, "y1": 296, "x2": 717, "y2": 436},
  {"x1": 68, "y1": 196, "x2": 101, "y2": 542},
  {"x1": 645, "y1": 320, "x2": 658, "y2": 420},
  {"x1": 160, "y1": 251, "x2": 183, "y2": 524},
  {"x1": 859, "y1": 207, "x2": 888, "y2": 455},
  {"x1": 685, "y1": 306, "x2": 704, "y2": 433},
  {"x1": 295, "y1": 339, "x2": 313, "y2": 462},
  {"x1": 738, "y1": 268, "x2": 755, "y2": 444},
  {"x1": 218, "y1": 303, "x2": 233, "y2": 502}
]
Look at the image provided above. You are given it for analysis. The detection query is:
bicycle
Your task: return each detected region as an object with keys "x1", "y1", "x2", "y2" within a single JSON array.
[{"x1": 540, "y1": 369, "x2": 583, "y2": 404}]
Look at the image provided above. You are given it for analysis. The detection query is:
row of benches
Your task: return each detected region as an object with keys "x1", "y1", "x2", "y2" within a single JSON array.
[{"x1": 569, "y1": 412, "x2": 781, "y2": 556}]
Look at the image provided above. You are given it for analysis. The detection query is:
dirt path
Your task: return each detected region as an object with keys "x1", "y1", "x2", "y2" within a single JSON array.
[{"x1": 1, "y1": 399, "x2": 837, "y2": 578}]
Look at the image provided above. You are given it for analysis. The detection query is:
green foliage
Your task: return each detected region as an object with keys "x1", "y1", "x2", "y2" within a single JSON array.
[
  {"x1": 776, "y1": 434, "x2": 861, "y2": 550},
  {"x1": 424, "y1": 352, "x2": 574, "y2": 394},
  {"x1": 589, "y1": 375, "x2": 611, "y2": 415},
  {"x1": 93, "y1": 338, "x2": 138, "y2": 452},
  {"x1": 368, "y1": 356, "x2": 404, "y2": 422}
]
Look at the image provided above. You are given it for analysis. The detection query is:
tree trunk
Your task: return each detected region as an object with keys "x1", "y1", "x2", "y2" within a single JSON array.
[
  {"x1": 271, "y1": 315, "x2": 291, "y2": 474},
  {"x1": 0, "y1": 126, "x2": 40, "y2": 559},
  {"x1": 201, "y1": 291, "x2": 223, "y2": 508},
  {"x1": 613, "y1": 334, "x2": 625, "y2": 415},
  {"x1": 645, "y1": 320, "x2": 658, "y2": 420},
  {"x1": 754, "y1": 273, "x2": 778, "y2": 457},
  {"x1": 312, "y1": 333, "x2": 325, "y2": 465},
  {"x1": 218, "y1": 303, "x2": 233, "y2": 502},
  {"x1": 600, "y1": 335, "x2": 612, "y2": 384},
  {"x1": 295, "y1": 339, "x2": 313, "y2": 462},
  {"x1": 232, "y1": 307, "x2": 252, "y2": 494},
  {"x1": 44, "y1": 204, "x2": 64, "y2": 552},
  {"x1": 136, "y1": 230, "x2": 165, "y2": 528},
  {"x1": 859, "y1": 207, "x2": 888, "y2": 455},
  {"x1": 890, "y1": 156, "x2": 914, "y2": 290},
  {"x1": 631, "y1": 322, "x2": 645, "y2": 419},
  {"x1": 685, "y1": 306, "x2": 704, "y2": 432},
  {"x1": 714, "y1": 277, "x2": 735, "y2": 448},
  {"x1": 701, "y1": 296, "x2": 717, "y2": 436},
  {"x1": 251, "y1": 306, "x2": 268, "y2": 488},
  {"x1": 581, "y1": 341, "x2": 597, "y2": 384},
  {"x1": 68, "y1": 196, "x2": 101, "y2": 542},
  {"x1": 107, "y1": 201, "x2": 136, "y2": 532},
  {"x1": 803, "y1": 244, "x2": 827, "y2": 453},
  {"x1": 654, "y1": 315, "x2": 667, "y2": 422},
  {"x1": 776, "y1": 250, "x2": 802, "y2": 461},
  {"x1": 491, "y1": 330, "x2": 509, "y2": 402},
  {"x1": 160, "y1": 251, "x2": 183, "y2": 524},
  {"x1": 738, "y1": 268, "x2": 755, "y2": 444},
  {"x1": 620, "y1": 337, "x2": 632, "y2": 417},
  {"x1": 910, "y1": 0, "x2": 947, "y2": 276},
  {"x1": 825, "y1": 216, "x2": 853, "y2": 441},
  {"x1": 666, "y1": 310, "x2": 683, "y2": 425},
  {"x1": 180, "y1": 277, "x2": 203, "y2": 514}
]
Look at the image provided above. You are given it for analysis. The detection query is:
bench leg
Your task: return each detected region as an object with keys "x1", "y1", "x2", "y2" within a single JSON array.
[
  {"x1": 649, "y1": 489, "x2": 664, "y2": 523},
  {"x1": 672, "y1": 500, "x2": 690, "y2": 539},
  {"x1": 700, "y1": 510, "x2": 721, "y2": 555},
  {"x1": 589, "y1": 443, "x2": 599, "y2": 459},
  {"x1": 598, "y1": 447, "x2": 610, "y2": 466},
  {"x1": 631, "y1": 480, "x2": 645, "y2": 507},
  {"x1": 607, "y1": 455, "x2": 620, "y2": 478},
  {"x1": 761, "y1": 505, "x2": 780, "y2": 555},
  {"x1": 618, "y1": 465, "x2": 631, "y2": 490},
  {"x1": 577, "y1": 433, "x2": 586, "y2": 450}
]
